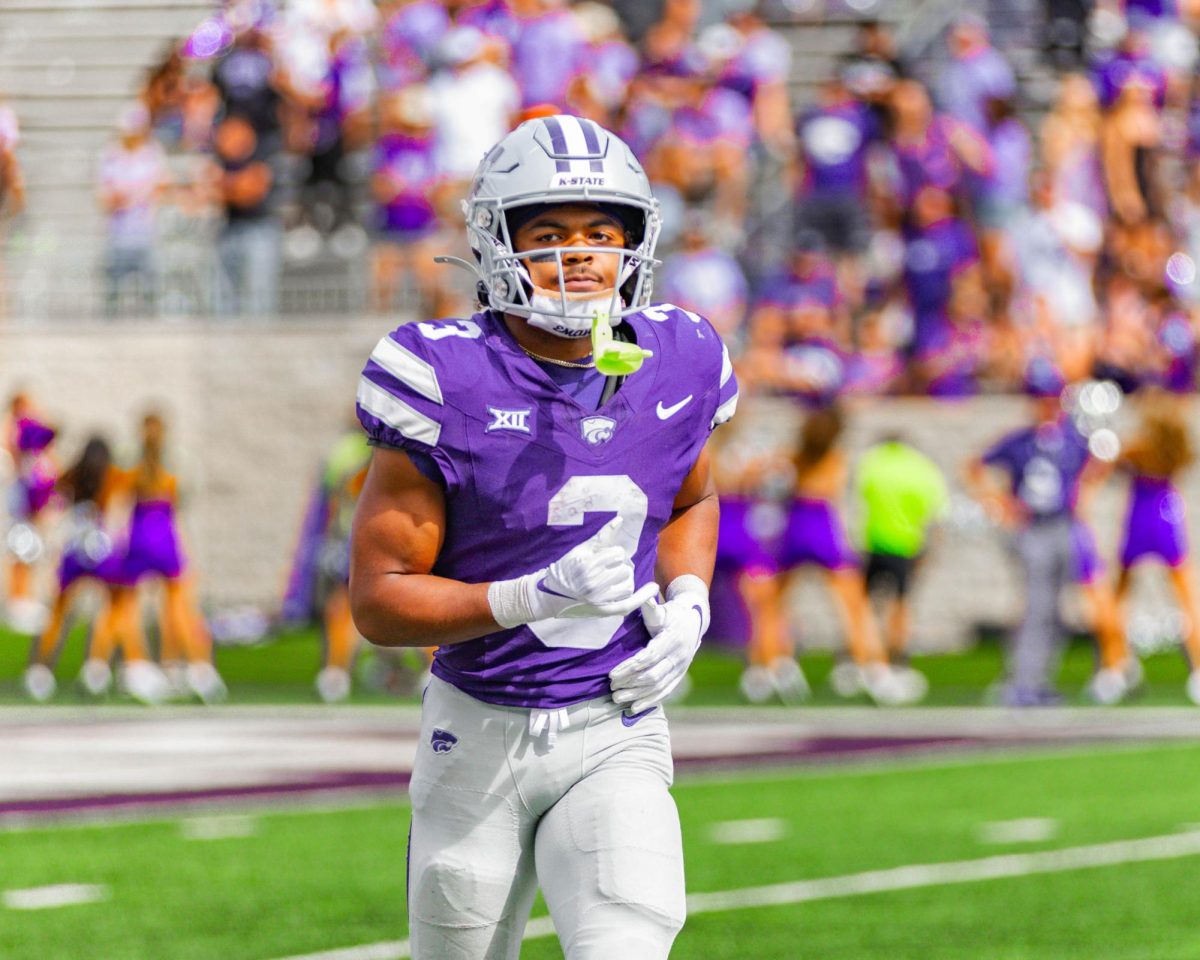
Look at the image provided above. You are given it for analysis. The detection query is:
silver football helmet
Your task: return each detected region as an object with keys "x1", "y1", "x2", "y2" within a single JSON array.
[{"x1": 458, "y1": 114, "x2": 662, "y2": 328}]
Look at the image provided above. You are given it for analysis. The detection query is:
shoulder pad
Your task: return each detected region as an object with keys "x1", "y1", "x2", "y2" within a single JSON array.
[{"x1": 357, "y1": 318, "x2": 488, "y2": 450}]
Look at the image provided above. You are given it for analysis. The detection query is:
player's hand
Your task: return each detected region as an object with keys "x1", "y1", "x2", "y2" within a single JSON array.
[
  {"x1": 608, "y1": 576, "x2": 710, "y2": 715},
  {"x1": 487, "y1": 517, "x2": 658, "y2": 627}
]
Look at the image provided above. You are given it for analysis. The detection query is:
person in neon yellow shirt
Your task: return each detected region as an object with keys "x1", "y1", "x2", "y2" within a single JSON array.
[{"x1": 855, "y1": 434, "x2": 948, "y2": 668}]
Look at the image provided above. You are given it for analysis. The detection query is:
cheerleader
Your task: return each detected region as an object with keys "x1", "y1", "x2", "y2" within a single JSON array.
[
  {"x1": 120, "y1": 412, "x2": 225, "y2": 702},
  {"x1": 5, "y1": 407, "x2": 57, "y2": 633},
  {"x1": 780, "y1": 403, "x2": 925, "y2": 704},
  {"x1": 710, "y1": 423, "x2": 806, "y2": 704},
  {"x1": 1112, "y1": 392, "x2": 1200, "y2": 704},
  {"x1": 23, "y1": 437, "x2": 171, "y2": 702}
]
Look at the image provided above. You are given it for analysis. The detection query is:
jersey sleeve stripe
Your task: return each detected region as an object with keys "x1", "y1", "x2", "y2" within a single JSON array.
[
  {"x1": 711, "y1": 390, "x2": 739, "y2": 429},
  {"x1": 369, "y1": 335, "x2": 443, "y2": 405},
  {"x1": 357, "y1": 377, "x2": 441, "y2": 446},
  {"x1": 719, "y1": 342, "x2": 733, "y2": 387}
]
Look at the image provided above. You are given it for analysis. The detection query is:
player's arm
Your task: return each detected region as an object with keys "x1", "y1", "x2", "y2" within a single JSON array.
[
  {"x1": 349, "y1": 447, "x2": 495, "y2": 648},
  {"x1": 655, "y1": 444, "x2": 719, "y2": 589}
]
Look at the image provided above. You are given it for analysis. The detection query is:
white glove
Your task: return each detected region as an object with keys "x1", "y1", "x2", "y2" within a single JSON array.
[
  {"x1": 488, "y1": 517, "x2": 659, "y2": 627},
  {"x1": 608, "y1": 574, "x2": 710, "y2": 715}
]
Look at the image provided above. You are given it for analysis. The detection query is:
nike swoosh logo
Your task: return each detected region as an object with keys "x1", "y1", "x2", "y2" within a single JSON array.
[
  {"x1": 621, "y1": 706, "x2": 657, "y2": 727},
  {"x1": 656, "y1": 395, "x2": 694, "y2": 420}
]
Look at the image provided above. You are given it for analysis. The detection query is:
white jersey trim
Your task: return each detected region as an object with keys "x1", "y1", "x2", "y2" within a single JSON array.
[
  {"x1": 358, "y1": 377, "x2": 442, "y2": 446},
  {"x1": 711, "y1": 391, "x2": 738, "y2": 429},
  {"x1": 719, "y1": 342, "x2": 733, "y2": 387},
  {"x1": 370, "y1": 336, "x2": 444, "y2": 405}
]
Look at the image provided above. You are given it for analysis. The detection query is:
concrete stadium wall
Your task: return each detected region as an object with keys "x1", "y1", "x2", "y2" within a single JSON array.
[{"x1": 5, "y1": 319, "x2": 1192, "y2": 652}]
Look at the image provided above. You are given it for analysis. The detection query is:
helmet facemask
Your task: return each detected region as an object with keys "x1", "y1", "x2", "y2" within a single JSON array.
[{"x1": 467, "y1": 194, "x2": 661, "y2": 338}]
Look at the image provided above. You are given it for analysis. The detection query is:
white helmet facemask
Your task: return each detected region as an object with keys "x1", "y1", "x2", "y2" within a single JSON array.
[{"x1": 514, "y1": 244, "x2": 641, "y2": 339}]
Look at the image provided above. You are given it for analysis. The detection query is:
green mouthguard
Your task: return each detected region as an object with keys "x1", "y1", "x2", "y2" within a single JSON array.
[{"x1": 592, "y1": 314, "x2": 653, "y2": 376}]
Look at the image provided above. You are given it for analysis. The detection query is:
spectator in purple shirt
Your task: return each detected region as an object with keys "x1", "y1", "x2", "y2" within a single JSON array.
[
  {"x1": 454, "y1": 0, "x2": 519, "y2": 48},
  {"x1": 973, "y1": 97, "x2": 1032, "y2": 305},
  {"x1": 793, "y1": 65, "x2": 880, "y2": 263},
  {"x1": 647, "y1": 53, "x2": 754, "y2": 232},
  {"x1": 508, "y1": 0, "x2": 586, "y2": 112},
  {"x1": 378, "y1": 0, "x2": 451, "y2": 89},
  {"x1": 720, "y1": 8, "x2": 793, "y2": 153},
  {"x1": 914, "y1": 265, "x2": 990, "y2": 398},
  {"x1": 901, "y1": 185, "x2": 981, "y2": 355},
  {"x1": 369, "y1": 86, "x2": 451, "y2": 316},
  {"x1": 845, "y1": 290, "x2": 906, "y2": 395},
  {"x1": 886, "y1": 79, "x2": 991, "y2": 213},
  {"x1": 747, "y1": 231, "x2": 850, "y2": 400},
  {"x1": 565, "y1": 2, "x2": 639, "y2": 127},
  {"x1": 1090, "y1": 28, "x2": 1168, "y2": 111},
  {"x1": 753, "y1": 231, "x2": 846, "y2": 328},
  {"x1": 1148, "y1": 288, "x2": 1198, "y2": 393},
  {"x1": 937, "y1": 13, "x2": 1016, "y2": 133},
  {"x1": 659, "y1": 211, "x2": 749, "y2": 341}
]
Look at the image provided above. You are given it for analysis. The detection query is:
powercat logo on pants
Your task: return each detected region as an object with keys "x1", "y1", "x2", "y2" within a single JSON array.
[{"x1": 430, "y1": 728, "x2": 459, "y2": 753}]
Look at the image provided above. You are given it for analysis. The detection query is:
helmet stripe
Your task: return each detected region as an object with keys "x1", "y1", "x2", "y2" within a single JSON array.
[
  {"x1": 541, "y1": 116, "x2": 571, "y2": 172},
  {"x1": 578, "y1": 119, "x2": 605, "y2": 173},
  {"x1": 554, "y1": 115, "x2": 606, "y2": 176}
]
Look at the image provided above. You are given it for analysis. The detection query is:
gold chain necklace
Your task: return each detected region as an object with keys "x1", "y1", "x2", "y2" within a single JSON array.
[{"x1": 519, "y1": 343, "x2": 595, "y2": 369}]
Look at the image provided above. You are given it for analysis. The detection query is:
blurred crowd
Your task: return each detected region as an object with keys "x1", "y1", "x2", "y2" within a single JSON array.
[{"x1": 0, "y1": 1, "x2": 1199, "y2": 399}]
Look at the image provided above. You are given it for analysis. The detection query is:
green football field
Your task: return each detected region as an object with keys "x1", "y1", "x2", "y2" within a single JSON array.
[
  {"x1": 4, "y1": 741, "x2": 1200, "y2": 960},
  {"x1": 0, "y1": 622, "x2": 1196, "y2": 707}
]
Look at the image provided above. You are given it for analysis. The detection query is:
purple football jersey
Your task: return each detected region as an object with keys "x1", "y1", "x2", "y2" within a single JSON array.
[
  {"x1": 891, "y1": 116, "x2": 972, "y2": 206},
  {"x1": 356, "y1": 305, "x2": 738, "y2": 709}
]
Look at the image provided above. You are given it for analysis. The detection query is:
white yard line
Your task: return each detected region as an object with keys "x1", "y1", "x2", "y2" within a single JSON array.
[
  {"x1": 978, "y1": 818, "x2": 1060, "y2": 844},
  {"x1": 266, "y1": 829, "x2": 1200, "y2": 960},
  {"x1": 707, "y1": 818, "x2": 789, "y2": 844},
  {"x1": 3, "y1": 884, "x2": 109, "y2": 910},
  {"x1": 180, "y1": 815, "x2": 259, "y2": 841}
]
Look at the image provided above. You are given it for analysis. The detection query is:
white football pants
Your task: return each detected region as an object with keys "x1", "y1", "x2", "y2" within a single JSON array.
[{"x1": 407, "y1": 675, "x2": 686, "y2": 960}]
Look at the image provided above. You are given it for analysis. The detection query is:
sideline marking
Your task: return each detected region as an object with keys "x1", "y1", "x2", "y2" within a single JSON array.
[
  {"x1": 978, "y1": 818, "x2": 1059, "y2": 845},
  {"x1": 708, "y1": 818, "x2": 788, "y2": 845},
  {"x1": 267, "y1": 830, "x2": 1200, "y2": 960},
  {"x1": 3, "y1": 884, "x2": 109, "y2": 910},
  {"x1": 180, "y1": 815, "x2": 259, "y2": 841}
]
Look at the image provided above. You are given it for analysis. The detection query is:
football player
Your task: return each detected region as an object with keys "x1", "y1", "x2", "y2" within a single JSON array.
[{"x1": 351, "y1": 115, "x2": 737, "y2": 959}]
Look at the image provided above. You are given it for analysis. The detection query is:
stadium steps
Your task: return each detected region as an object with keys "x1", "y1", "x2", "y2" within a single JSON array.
[{"x1": 0, "y1": 0, "x2": 206, "y2": 319}]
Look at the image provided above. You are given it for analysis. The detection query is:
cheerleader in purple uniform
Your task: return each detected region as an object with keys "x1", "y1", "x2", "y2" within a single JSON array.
[
  {"x1": 5, "y1": 405, "x2": 58, "y2": 633},
  {"x1": 1072, "y1": 513, "x2": 1138, "y2": 703},
  {"x1": 1113, "y1": 393, "x2": 1200, "y2": 704},
  {"x1": 779, "y1": 403, "x2": 924, "y2": 704},
  {"x1": 119, "y1": 413, "x2": 225, "y2": 702},
  {"x1": 21, "y1": 437, "x2": 169, "y2": 702},
  {"x1": 710, "y1": 429, "x2": 805, "y2": 704}
]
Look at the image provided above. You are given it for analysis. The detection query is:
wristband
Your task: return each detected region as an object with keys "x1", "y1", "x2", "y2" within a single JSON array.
[
  {"x1": 487, "y1": 574, "x2": 536, "y2": 629},
  {"x1": 665, "y1": 574, "x2": 711, "y2": 635}
]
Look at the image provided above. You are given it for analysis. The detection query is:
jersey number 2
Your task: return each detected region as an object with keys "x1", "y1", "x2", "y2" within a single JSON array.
[{"x1": 529, "y1": 475, "x2": 649, "y2": 650}]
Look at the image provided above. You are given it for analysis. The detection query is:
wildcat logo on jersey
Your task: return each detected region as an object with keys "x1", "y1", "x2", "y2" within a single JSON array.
[
  {"x1": 486, "y1": 407, "x2": 532, "y2": 433},
  {"x1": 430, "y1": 728, "x2": 459, "y2": 753},
  {"x1": 580, "y1": 416, "x2": 616, "y2": 445}
]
